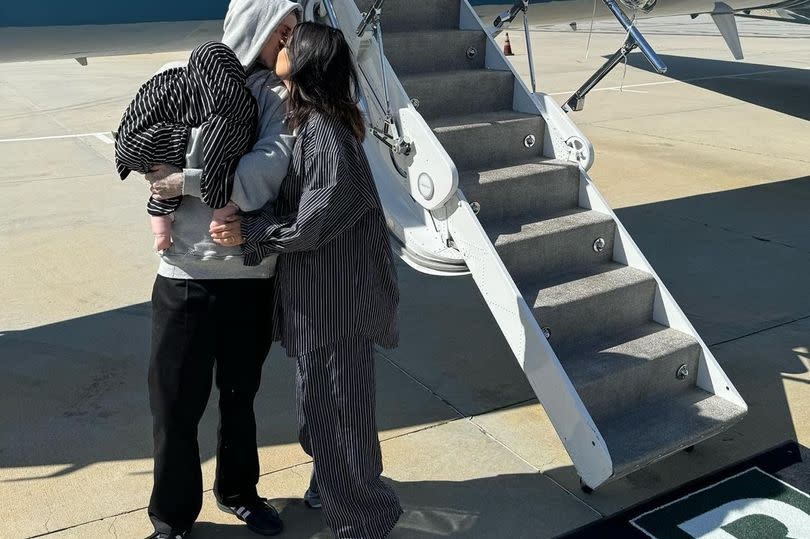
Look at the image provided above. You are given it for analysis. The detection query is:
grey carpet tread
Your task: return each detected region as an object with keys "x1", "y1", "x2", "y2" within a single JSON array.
[
  {"x1": 355, "y1": 0, "x2": 460, "y2": 32},
  {"x1": 400, "y1": 68, "x2": 512, "y2": 84},
  {"x1": 401, "y1": 69, "x2": 515, "y2": 121},
  {"x1": 598, "y1": 390, "x2": 747, "y2": 476},
  {"x1": 559, "y1": 322, "x2": 701, "y2": 389},
  {"x1": 429, "y1": 110, "x2": 539, "y2": 131},
  {"x1": 385, "y1": 29, "x2": 484, "y2": 36},
  {"x1": 384, "y1": 30, "x2": 487, "y2": 74},
  {"x1": 459, "y1": 158, "x2": 581, "y2": 223},
  {"x1": 520, "y1": 263, "x2": 654, "y2": 309},
  {"x1": 458, "y1": 157, "x2": 576, "y2": 182},
  {"x1": 485, "y1": 208, "x2": 614, "y2": 247},
  {"x1": 430, "y1": 110, "x2": 546, "y2": 170}
]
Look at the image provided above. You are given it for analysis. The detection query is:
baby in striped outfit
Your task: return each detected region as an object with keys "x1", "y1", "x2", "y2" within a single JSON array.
[{"x1": 115, "y1": 41, "x2": 258, "y2": 250}]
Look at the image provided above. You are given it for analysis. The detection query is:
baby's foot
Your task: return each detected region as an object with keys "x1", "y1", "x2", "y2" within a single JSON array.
[{"x1": 154, "y1": 234, "x2": 172, "y2": 252}]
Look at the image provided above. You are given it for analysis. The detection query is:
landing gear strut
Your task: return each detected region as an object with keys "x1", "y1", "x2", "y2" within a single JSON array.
[{"x1": 563, "y1": 0, "x2": 668, "y2": 112}]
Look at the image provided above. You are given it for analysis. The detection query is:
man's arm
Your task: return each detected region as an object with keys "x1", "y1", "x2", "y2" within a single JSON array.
[{"x1": 145, "y1": 127, "x2": 201, "y2": 199}]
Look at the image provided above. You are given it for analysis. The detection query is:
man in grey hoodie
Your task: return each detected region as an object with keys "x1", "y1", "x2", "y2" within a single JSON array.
[{"x1": 143, "y1": 1, "x2": 302, "y2": 537}]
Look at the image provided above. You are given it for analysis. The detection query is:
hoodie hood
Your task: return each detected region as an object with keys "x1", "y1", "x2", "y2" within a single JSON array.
[{"x1": 222, "y1": 0, "x2": 303, "y2": 69}]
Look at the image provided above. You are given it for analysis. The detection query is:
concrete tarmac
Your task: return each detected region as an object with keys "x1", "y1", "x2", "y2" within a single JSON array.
[{"x1": 1, "y1": 15, "x2": 809, "y2": 538}]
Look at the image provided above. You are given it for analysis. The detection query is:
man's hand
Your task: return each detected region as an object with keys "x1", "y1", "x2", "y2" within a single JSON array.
[{"x1": 146, "y1": 164, "x2": 184, "y2": 200}]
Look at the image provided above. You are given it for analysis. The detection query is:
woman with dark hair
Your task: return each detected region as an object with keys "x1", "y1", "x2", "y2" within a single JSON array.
[{"x1": 211, "y1": 22, "x2": 402, "y2": 538}]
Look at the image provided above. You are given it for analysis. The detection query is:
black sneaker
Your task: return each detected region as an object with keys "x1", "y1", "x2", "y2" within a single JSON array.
[
  {"x1": 217, "y1": 497, "x2": 284, "y2": 536},
  {"x1": 144, "y1": 532, "x2": 187, "y2": 539}
]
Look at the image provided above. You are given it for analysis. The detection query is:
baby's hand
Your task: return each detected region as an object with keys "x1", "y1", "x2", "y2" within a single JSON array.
[
  {"x1": 153, "y1": 234, "x2": 172, "y2": 252},
  {"x1": 211, "y1": 202, "x2": 239, "y2": 230}
]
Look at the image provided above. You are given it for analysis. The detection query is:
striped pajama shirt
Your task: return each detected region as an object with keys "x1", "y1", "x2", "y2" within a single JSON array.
[
  {"x1": 115, "y1": 41, "x2": 258, "y2": 216},
  {"x1": 241, "y1": 111, "x2": 402, "y2": 537}
]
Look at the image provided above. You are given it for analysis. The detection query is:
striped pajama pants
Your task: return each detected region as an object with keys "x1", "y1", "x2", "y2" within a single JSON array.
[{"x1": 296, "y1": 337, "x2": 403, "y2": 538}]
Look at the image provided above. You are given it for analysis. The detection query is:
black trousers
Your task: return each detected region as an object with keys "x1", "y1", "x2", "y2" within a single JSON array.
[
  {"x1": 297, "y1": 337, "x2": 402, "y2": 538},
  {"x1": 148, "y1": 275, "x2": 274, "y2": 533}
]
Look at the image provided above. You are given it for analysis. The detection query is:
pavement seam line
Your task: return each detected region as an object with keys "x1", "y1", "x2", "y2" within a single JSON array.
[
  {"x1": 28, "y1": 505, "x2": 146, "y2": 538},
  {"x1": 375, "y1": 349, "x2": 467, "y2": 419},
  {"x1": 466, "y1": 416, "x2": 605, "y2": 518},
  {"x1": 666, "y1": 213, "x2": 810, "y2": 255},
  {"x1": 709, "y1": 312, "x2": 810, "y2": 347}
]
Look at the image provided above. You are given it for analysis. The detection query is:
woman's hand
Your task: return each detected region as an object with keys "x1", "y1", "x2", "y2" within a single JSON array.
[
  {"x1": 146, "y1": 164, "x2": 183, "y2": 200},
  {"x1": 210, "y1": 214, "x2": 245, "y2": 246}
]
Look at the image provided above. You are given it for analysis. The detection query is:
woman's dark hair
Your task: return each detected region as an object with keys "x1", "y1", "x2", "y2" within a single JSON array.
[{"x1": 286, "y1": 22, "x2": 365, "y2": 141}]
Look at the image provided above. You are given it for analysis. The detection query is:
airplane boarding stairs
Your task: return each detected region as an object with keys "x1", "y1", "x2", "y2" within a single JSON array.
[{"x1": 318, "y1": 0, "x2": 747, "y2": 490}]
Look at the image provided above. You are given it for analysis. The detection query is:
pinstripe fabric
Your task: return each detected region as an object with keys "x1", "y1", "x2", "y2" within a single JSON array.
[
  {"x1": 297, "y1": 337, "x2": 402, "y2": 538},
  {"x1": 115, "y1": 41, "x2": 258, "y2": 215},
  {"x1": 241, "y1": 112, "x2": 399, "y2": 357}
]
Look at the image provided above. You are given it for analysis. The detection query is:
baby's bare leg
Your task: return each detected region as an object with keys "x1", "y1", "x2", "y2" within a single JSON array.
[{"x1": 151, "y1": 214, "x2": 173, "y2": 251}]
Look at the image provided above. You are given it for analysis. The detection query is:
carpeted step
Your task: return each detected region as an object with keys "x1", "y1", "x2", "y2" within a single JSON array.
[
  {"x1": 355, "y1": 0, "x2": 460, "y2": 32},
  {"x1": 488, "y1": 209, "x2": 616, "y2": 283},
  {"x1": 598, "y1": 390, "x2": 747, "y2": 478},
  {"x1": 384, "y1": 30, "x2": 487, "y2": 75},
  {"x1": 560, "y1": 323, "x2": 702, "y2": 419},
  {"x1": 400, "y1": 69, "x2": 514, "y2": 121},
  {"x1": 431, "y1": 111, "x2": 546, "y2": 171},
  {"x1": 459, "y1": 159, "x2": 580, "y2": 223},
  {"x1": 518, "y1": 264, "x2": 657, "y2": 351}
]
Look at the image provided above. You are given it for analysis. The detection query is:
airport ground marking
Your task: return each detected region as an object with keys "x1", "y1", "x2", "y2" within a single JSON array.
[
  {"x1": 629, "y1": 467, "x2": 810, "y2": 539},
  {"x1": 0, "y1": 132, "x2": 114, "y2": 144}
]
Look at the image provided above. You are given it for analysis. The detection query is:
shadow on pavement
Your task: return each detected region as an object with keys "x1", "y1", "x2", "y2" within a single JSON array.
[
  {"x1": 621, "y1": 53, "x2": 810, "y2": 121},
  {"x1": 1, "y1": 175, "x2": 808, "y2": 536}
]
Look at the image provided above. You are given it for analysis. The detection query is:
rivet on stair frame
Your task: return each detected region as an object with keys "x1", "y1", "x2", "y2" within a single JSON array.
[
  {"x1": 466, "y1": 47, "x2": 478, "y2": 59},
  {"x1": 410, "y1": 98, "x2": 420, "y2": 109},
  {"x1": 593, "y1": 237, "x2": 606, "y2": 252},
  {"x1": 523, "y1": 134, "x2": 536, "y2": 148},
  {"x1": 470, "y1": 201, "x2": 481, "y2": 214},
  {"x1": 542, "y1": 327, "x2": 551, "y2": 339},
  {"x1": 676, "y1": 364, "x2": 689, "y2": 380}
]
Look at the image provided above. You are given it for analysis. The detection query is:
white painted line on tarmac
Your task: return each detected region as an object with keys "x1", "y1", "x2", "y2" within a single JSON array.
[
  {"x1": 546, "y1": 66, "x2": 808, "y2": 96},
  {"x1": 607, "y1": 88, "x2": 649, "y2": 94},
  {"x1": 0, "y1": 132, "x2": 112, "y2": 144}
]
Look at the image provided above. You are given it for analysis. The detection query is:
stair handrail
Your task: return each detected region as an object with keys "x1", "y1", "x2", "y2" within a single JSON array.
[
  {"x1": 492, "y1": 1, "x2": 538, "y2": 93},
  {"x1": 492, "y1": 0, "x2": 528, "y2": 33},
  {"x1": 314, "y1": 0, "x2": 459, "y2": 215},
  {"x1": 318, "y1": 0, "x2": 412, "y2": 156}
]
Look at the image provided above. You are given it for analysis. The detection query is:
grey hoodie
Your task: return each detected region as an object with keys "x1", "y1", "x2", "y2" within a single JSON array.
[{"x1": 157, "y1": 0, "x2": 302, "y2": 280}]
